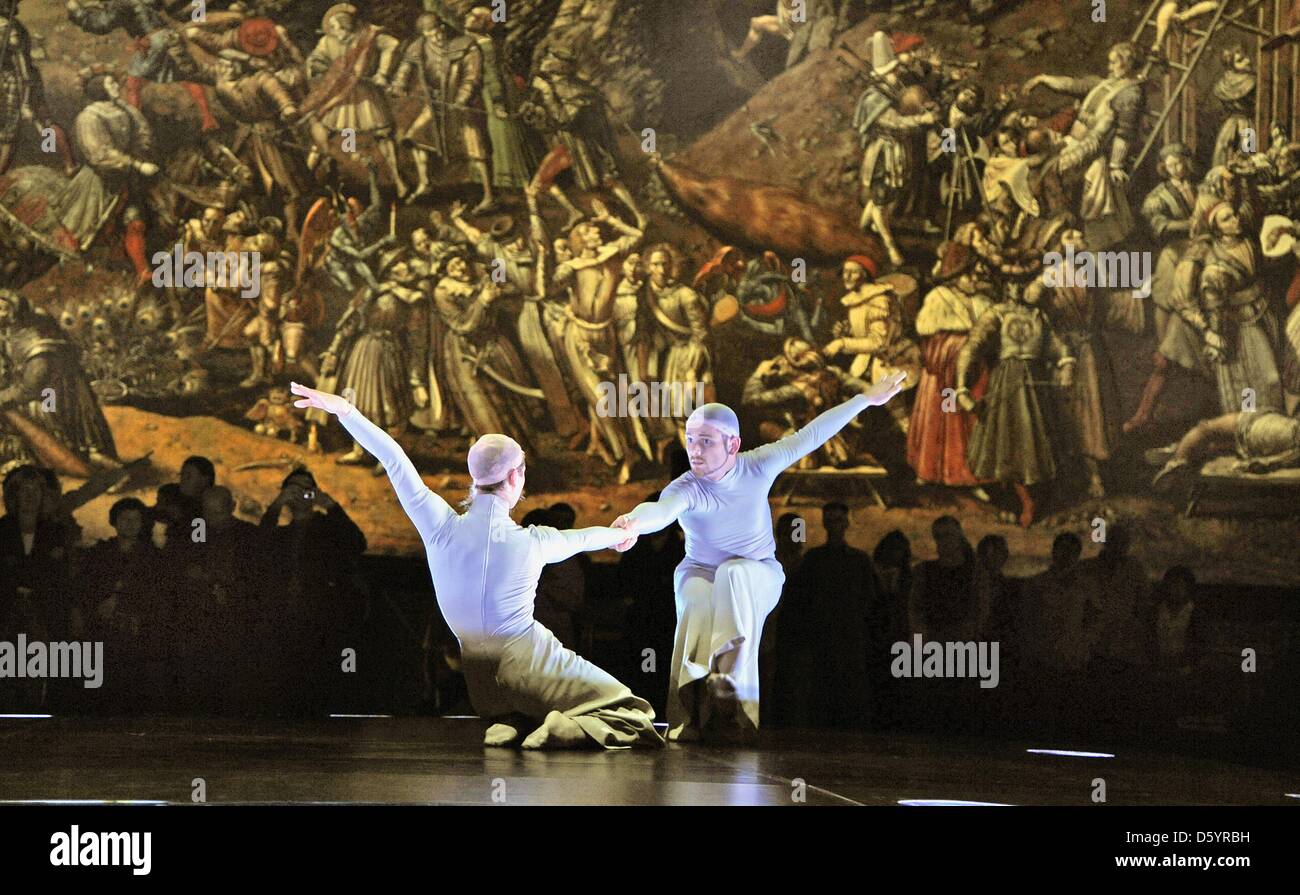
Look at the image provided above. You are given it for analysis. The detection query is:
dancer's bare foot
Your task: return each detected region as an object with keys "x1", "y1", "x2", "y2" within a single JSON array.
[
  {"x1": 521, "y1": 710, "x2": 588, "y2": 750},
  {"x1": 483, "y1": 722, "x2": 521, "y2": 747}
]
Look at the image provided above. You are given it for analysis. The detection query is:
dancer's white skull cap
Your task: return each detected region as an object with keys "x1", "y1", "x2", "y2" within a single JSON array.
[
  {"x1": 467, "y1": 434, "x2": 524, "y2": 485},
  {"x1": 685, "y1": 403, "x2": 740, "y2": 438}
]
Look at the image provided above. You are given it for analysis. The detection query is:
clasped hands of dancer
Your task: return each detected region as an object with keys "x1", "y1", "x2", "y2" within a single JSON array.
[{"x1": 289, "y1": 381, "x2": 644, "y2": 552}]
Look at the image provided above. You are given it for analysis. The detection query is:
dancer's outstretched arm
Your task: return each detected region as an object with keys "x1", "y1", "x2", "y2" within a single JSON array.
[
  {"x1": 749, "y1": 370, "x2": 908, "y2": 477},
  {"x1": 290, "y1": 382, "x2": 454, "y2": 541},
  {"x1": 532, "y1": 524, "x2": 639, "y2": 564},
  {"x1": 614, "y1": 488, "x2": 691, "y2": 537}
]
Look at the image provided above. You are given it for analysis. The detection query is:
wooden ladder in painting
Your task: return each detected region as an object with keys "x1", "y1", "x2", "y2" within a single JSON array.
[{"x1": 1129, "y1": 0, "x2": 1299, "y2": 171}]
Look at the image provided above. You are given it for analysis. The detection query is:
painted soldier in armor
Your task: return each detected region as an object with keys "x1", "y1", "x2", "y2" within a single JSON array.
[
  {"x1": 955, "y1": 279, "x2": 1076, "y2": 528},
  {"x1": 192, "y1": 48, "x2": 312, "y2": 240},
  {"x1": 465, "y1": 7, "x2": 543, "y2": 202},
  {"x1": 522, "y1": 45, "x2": 635, "y2": 228},
  {"x1": 0, "y1": 290, "x2": 118, "y2": 471},
  {"x1": 392, "y1": 12, "x2": 489, "y2": 205},
  {"x1": 303, "y1": 4, "x2": 407, "y2": 198},
  {"x1": 1, "y1": 0, "x2": 73, "y2": 175},
  {"x1": 1022, "y1": 41, "x2": 1145, "y2": 250}
]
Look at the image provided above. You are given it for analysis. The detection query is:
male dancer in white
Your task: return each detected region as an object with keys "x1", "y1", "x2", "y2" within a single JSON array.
[
  {"x1": 612, "y1": 372, "x2": 907, "y2": 742},
  {"x1": 290, "y1": 381, "x2": 662, "y2": 750}
]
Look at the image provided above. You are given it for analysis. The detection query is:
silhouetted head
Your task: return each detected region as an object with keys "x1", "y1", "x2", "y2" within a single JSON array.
[
  {"x1": 873, "y1": 529, "x2": 912, "y2": 570},
  {"x1": 1051, "y1": 532, "x2": 1083, "y2": 570},
  {"x1": 280, "y1": 467, "x2": 318, "y2": 518},
  {"x1": 180, "y1": 456, "x2": 216, "y2": 499},
  {"x1": 822, "y1": 501, "x2": 849, "y2": 546},
  {"x1": 109, "y1": 497, "x2": 148, "y2": 543},
  {"x1": 976, "y1": 534, "x2": 1009, "y2": 573},
  {"x1": 549, "y1": 502, "x2": 576, "y2": 530},
  {"x1": 931, "y1": 515, "x2": 969, "y2": 565}
]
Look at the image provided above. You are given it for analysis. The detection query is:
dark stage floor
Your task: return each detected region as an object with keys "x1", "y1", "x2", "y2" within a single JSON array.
[{"x1": 0, "y1": 716, "x2": 1294, "y2": 806}]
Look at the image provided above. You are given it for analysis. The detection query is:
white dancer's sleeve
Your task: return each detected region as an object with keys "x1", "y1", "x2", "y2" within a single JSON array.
[
  {"x1": 749, "y1": 393, "x2": 871, "y2": 478},
  {"x1": 531, "y1": 525, "x2": 630, "y2": 564},
  {"x1": 337, "y1": 406, "x2": 454, "y2": 539},
  {"x1": 621, "y1": 484, "x2": 692, "y2": 535}
]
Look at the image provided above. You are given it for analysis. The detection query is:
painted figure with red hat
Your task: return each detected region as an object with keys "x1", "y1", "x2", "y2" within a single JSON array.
[
  {"x1": 65, "y1": 0, "x2": 220, "y2": 133},
  {"x1": 822, "y1": 253, "x2": 920, "y2": 433},
  {"x1": 187, "y1": 46, "x2": 313, "y2": 241},
  {"x1": 853, "y1": 31, "x2": 940, "y2": 267},
  {"x1": 184, "y1": 11, "x2": 307, "y2": 94},
  {"x1": 908, "y1": 241, "x2": 992, "y2": 499}
]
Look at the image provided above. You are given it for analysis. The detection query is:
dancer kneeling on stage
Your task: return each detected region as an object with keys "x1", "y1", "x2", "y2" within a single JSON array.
[
  {"x1": 290, "y1": 381, "x2": 663, "y2": 750},
  {"x1": 612, "y1": 373, "x2": 908, "y2": 743}
]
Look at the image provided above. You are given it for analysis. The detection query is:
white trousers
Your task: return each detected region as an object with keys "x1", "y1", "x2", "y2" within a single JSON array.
[
  {"x1": 668, "y1": 558, "x2": 785, "y2": 736},
  {"x1": 463, "y1": 622, "x2": 662, "y2": 749}
]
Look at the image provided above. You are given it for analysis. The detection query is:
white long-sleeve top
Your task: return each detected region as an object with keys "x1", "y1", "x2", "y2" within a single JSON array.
[
  {"x1": 338, "y1": 408, "x2": 628, "y2": 653},
  {"x1": 623, "y1": 394, "x2": 874, "y2": 568}
]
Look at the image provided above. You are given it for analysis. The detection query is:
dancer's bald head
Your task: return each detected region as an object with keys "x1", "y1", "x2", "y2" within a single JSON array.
[
  {"x1": 467, "y1": 434, "x2": 525, "y2": 486},
  {"x1": 685, "y1": 403, "x2": 740, "y2": 439},
  {"x1": 684, "y1": 403, "x2": 741, "y2": 481}
]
